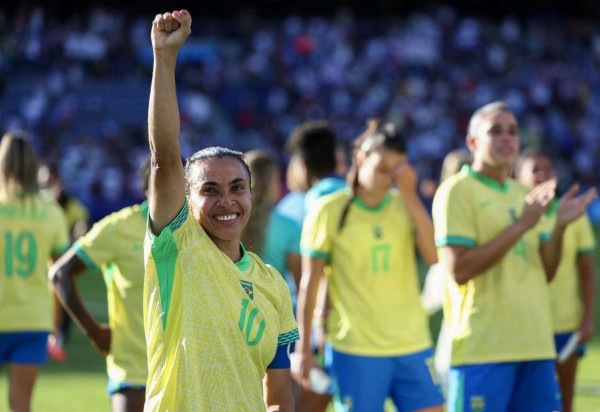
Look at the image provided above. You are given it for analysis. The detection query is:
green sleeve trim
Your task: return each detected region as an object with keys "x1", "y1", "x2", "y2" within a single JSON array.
[
  {"x1": 151, "y1": 229, "x2": 178, "y2": 330},
  {"x1": 578, "y1": 247, "x2": 596, "y2": 256},
  {"x1": 169, "y1": 203, "x2": 188, "y2": 232},
  {"x1": 73, "y1": 241, "x2": 101, "y2": 272},
  {"x1": 300, "y1": 247, "x2": 330, "y2": 261},
  {"x1": 149, "y1": 204, "x2": 187, "y2": 329},
  {"x1": 435, "y1": 236, "x2": 476, "y2": 248},
  {"x1": 278, "y1": 329, "x2": 300, "y2": 346}
]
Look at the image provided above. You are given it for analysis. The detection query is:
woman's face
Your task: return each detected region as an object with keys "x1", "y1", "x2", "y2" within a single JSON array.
[
  {"x1": 517, "y1": 154, "x2": 555, "y2": 188},
  {"x1": 187, "y1": 156, "x2": 252, "y2": 244},
  {"x1": 470, "y1": 110, "x2": 520, "y2": 170},
  {"x1": 358, "y1": 148, "x2": 407, "y2": 195}
]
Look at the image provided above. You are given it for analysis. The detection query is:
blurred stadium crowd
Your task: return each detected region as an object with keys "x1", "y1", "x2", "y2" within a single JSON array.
[{"x1": 0, "y1": 2, "x2": 599, "y2": 222}]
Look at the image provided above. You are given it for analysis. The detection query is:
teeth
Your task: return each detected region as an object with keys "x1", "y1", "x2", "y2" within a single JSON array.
[{"x1": 216, "y1": 214, "x2": 237, "y2": 221}]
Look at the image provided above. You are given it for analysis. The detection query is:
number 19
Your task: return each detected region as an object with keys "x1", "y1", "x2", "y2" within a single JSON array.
[{"x1": 4, "y1": 230, "x2": 37, "y2": 278}]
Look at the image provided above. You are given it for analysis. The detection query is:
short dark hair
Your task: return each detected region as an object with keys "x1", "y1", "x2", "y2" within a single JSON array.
[
  {"x1": 285, "y1": 120, "x2": 338, "y2": 181},
  {"x1": 184, "y1": 147, "x2": 250, "y2": 196}
]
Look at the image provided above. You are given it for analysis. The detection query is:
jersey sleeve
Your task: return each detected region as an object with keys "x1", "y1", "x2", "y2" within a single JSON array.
[
  {"x1": 300, "y1": 198, "x2": 336, "y2": 261},
  {"x1": 576, "y1": 213, "x2": 597, "y2": 254},
  {"x1": 74, "y1": 214, "x2": 118, "y2": 271},
  {"x1": 50, "y1": 203, "x2": 71, "y2": 256},
  {"x1": 432, "y1": 180, "x2": 476, "y2": 248}
]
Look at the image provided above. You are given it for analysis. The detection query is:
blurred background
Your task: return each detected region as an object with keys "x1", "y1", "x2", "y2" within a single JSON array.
[
  {"x1": 2, "y1": 1, "x2": 600, "y2": 410},
  {"x1": 1, "y1": 0, "x2": 599, "y2": 223}
]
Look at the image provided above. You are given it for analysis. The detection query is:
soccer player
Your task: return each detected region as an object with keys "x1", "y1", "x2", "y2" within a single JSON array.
[
  {"x1": 38, "y1": 160, "x2": 91, "y2": 361},
  {"x1": 515, "y1": 149, "x2": 596, "y2": 412},
  {"x1": 282, "y1": 120, "x2": 347, "y2": 411},
  {"x1": 145, "y1": 10, "x2": 298, "y2": 411},
  {"x1": 420, "y1": 148, "x2": 472, "y2": 393},
  {"x1": 293, "y1": 119, "x2": 444, "y2": 412},
  {"x1": 49, "y1": 157, "x2": 153, "y2": 412},
  {"x1": 432, "y1": 101, "x2": 596, "y2": 412},
  {"x1": 0, "y1": 130, "x2": 70, "y2": 412}
]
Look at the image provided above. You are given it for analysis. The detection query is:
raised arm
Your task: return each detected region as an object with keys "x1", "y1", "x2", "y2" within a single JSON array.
[
  {"x1": 148, "y1": 10, "x2": 192, "y2": 234},
  {"x1": 392, "y1": 162, "x2": 437, "y2": 265}
]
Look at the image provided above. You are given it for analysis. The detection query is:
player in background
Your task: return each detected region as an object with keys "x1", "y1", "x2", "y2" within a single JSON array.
[
  {"x1": 432, "y1": 101, "x2": 596, "y2": 412},
  {"x1": 294, "y1": 119, "x2": 444, "y2": 412},
  {"x1": 281, "y1": 120, "x2": 348, "y2": 411},
  {"x1": 515, "y1": 149, "x2": 596, "y2": 412},
  {"x1": 38, "y1": 160, "x2": 90, "y2": 361},
  {"x1": 49, "y1": 157, "x2": 154, "y2": 412},
  {"x1": 0, "y1": 130, "x2": 70, "y2": 412},
  {"x1": 420, "y1": 148, "x2": 472, "y2": 393},
  {"x1": 144, "y1": 10, "x2": 298, "y2": 410},
  {"x1": 241, "y1": 150, "x2": 286, "y2": 262}
]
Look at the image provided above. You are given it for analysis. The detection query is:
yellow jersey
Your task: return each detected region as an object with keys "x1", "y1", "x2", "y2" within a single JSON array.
[
  {"x1": 74, "y1": 202, "x2": 148, "y2": 386},
  {"x1": 432, "y1": 166, "x2": 555, "y2": 365},
  {"x1": 301, "y1": 189, "x2": 432, "y2": 356},
  {"x1": 0, "y1": 195, "x2": 69, "y2": 331},
  {"x1": 545, "y1": 201, "x2": 596, "y2": 332},
  {"x1": 144, "y1": 202, "x2": 298, "y2": 411}
]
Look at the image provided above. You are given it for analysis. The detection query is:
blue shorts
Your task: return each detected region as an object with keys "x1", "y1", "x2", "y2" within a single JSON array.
[
  {"x1": 447, "y1": 360, "x2": 561, "y2": 412},
  {"x1": 328, "y1": 346, "x2": 444, "y2": 412},
  {"x1": 107, "y1": 378, "x2": 146, "y2": 396},
  {"x1": 0, "y1": 332, "x2": 49, "y2": 365},
  {"x1": 555, "y1": 331, "x2": 586, "y2": 358}
]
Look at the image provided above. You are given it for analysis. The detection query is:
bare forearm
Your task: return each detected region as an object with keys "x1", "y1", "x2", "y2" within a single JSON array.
[
  {"x1": 149, "y1": 54, "x2": 181, "y2": 163},
  {"x1": 447, "y1": 220, "x2": 530, "y2": 284},
  {"x1": 540, "y1": 223, "x2": 567, "y2": 281},
  {"x1": 264, "y1": 369, "x2": 294, "y2": 411},
  {"x1": 148, "y1": 50, "x2": 187, "y2": 233},
  {"x1": 296, "y1": 261, "x2": 323, "y2": 353},
  {"x1": 579, "y1": 256, "x2": 596, "y2": 322},
  {"x1": 403, "y1": 192, "x2": 437, "y2": 265},
  {"x1": 53, "y1": 272, "x2": 100, "y2": 337}
]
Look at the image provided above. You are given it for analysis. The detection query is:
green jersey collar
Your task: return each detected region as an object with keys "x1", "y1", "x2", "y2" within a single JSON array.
[
  {"x1": 236, "y1": 243, "x2": 251, "y2": 271},
  {"x1": 463, "y1": 165, "x2": 508, "y2": 193},
  {"x1": 353, "y1": 193, "x2": 391, "y2": 212}
]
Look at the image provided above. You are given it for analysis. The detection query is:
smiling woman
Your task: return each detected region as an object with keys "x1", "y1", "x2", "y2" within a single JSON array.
[
  {"x1": 143, "y1": 9, "x2": 298, "y2": 412},
  {"x1": 184, "y1": 149, "x2": 252, "y2": 255}
]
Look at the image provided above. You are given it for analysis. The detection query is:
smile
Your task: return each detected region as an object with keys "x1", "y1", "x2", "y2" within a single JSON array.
[{"x1": 215, "y1": 213, "x2": 238, "y2": 221}]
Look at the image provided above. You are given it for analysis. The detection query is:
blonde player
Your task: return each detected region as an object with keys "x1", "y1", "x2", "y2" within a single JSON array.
[
  {"x1": 516, "y1": 149, "x2": 596, "y2": 412},
  {"x1": 0, "y1": 131, "x2": 70, "y2": 412},
  {"x1": 145, "y1": 10, "x2": 298, "y2": 411},
  {"x1": 432, "y1": 101, "x2": 596, "y2": 412},
  {"x1": 49, "y1": 157, "x2": 154, "y2": 412},
  {"x1": 293, "y1": 120, "x2": 444, "y2": 412}
]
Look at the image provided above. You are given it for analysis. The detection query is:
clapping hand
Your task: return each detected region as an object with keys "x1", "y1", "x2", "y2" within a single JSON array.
[
  {"x1": 519, "y1": 178, "x2": 557, "y2": 230},
  {"x1": 556, "y1": 184, "x2": 598, "y2": 228}
]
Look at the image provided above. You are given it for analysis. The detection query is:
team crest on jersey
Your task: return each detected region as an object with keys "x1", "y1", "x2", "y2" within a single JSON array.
[
  {"x1": 470, "y1": 396, "x2": 485, "y2": 412},
  {"x1": 240, "y1": 280, "x2": 254, "y2": 300},
  {"x1": 373, "y1": 225, "x2": 383, "y2": 239}
]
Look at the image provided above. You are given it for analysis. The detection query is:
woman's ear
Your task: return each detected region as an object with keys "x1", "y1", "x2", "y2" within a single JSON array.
[{"x1": 465, "y1": 135, "x2": 477, "y2": 153}]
